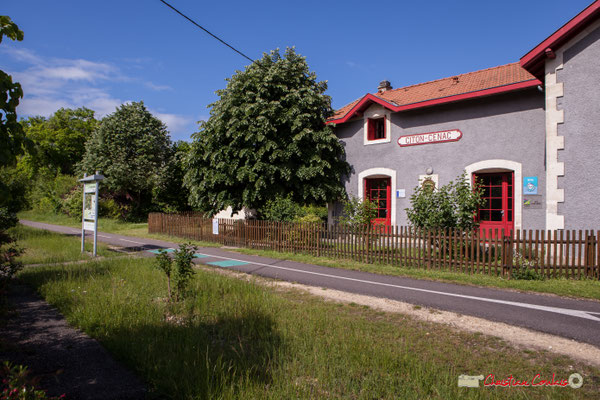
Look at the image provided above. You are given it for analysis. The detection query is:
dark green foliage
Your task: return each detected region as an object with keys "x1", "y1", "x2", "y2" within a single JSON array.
[
  {"x1": 27, "y1": 173, "x2": 78, "y2": 215},
  {"x1": 152, "y1": 140, "x2": 191, "y2": 213},
  {"x1": 0, "y1": 16, "x2": 30, "y2": 168},
  {"x1": 260, "y1": 196, "x2": 328, "y2": 223},
  {"x1": 260, "y1": 195, "x2": 302, "y2": 222},
  {"x1": 78, "y1": 101, "x2": 173, "y2": 219},
  {"x1": 20, "y1": 108, "x2": 97, "y2": 176},
  {"x1": 0, "y1": 166, "x2": 29, "y2": 213},
  {"x1": 0, "y1": 207, "x2": 23, "y2": 295},
  {"x1": 406, "y1": 173, "x2": 485, "y2": 230},
  {"x1": 185, "y1": 48, "x2": 350, "y2": 215}
]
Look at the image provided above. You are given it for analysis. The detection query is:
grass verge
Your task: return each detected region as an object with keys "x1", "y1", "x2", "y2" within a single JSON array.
[
  {"x1": 11, "y1": 225, "x2": 119, "y2": 265},
  {"x1": 18, "y1": 256, "x2": 600, "y2": 399}
]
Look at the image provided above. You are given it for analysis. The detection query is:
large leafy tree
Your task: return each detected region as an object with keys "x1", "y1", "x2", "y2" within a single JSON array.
[
  {"x1": 21, "y1": 107, "x2": 97, "y2": 176},
  {"x1": 0, "y1": 16, "x2": 30, "y2": 214},
  {"x1": 78, "y1": 101, "x2": 173, "y2": 216},
  {"x1": 0, "y1": 16, "x2": 27, "y2": 167},
  {"x1": 184, "y1": 48, "x2": 350, "y2": 215}
]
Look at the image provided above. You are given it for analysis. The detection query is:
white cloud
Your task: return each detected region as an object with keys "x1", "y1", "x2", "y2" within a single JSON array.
[
  {"x1": 144, "y1": 82, "x2": 172, "y2": 91},
  {"x1": 154, "y1": 112, "x2": 192, "y2": 134},
  {"x1": 5, "y1": 48, "x2": 193, "y2": 136}
]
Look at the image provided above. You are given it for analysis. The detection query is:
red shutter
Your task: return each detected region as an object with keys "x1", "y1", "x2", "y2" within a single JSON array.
[{"x1": 367, "y1": 119, "x2": 374, "y2": 140}]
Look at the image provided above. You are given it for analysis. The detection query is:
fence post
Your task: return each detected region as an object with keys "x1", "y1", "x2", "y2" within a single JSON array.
[
  {"x1": 504, "y1": 230, "x2": 514, "y2": 278},
  {"x1": 585, "y1": 232, "x2": 596, "y2": 278}
]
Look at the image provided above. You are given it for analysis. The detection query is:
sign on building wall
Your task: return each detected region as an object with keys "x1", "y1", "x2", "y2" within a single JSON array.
[
  {"x1": 523, "y1": 195, "x2": 542, "y2": 209},
  {"x1": 398, "y1": 129, "x2": 462, "y2": 147},
  {"x1": 523, "y1": 176, "x2": 538, "y2": 195}
]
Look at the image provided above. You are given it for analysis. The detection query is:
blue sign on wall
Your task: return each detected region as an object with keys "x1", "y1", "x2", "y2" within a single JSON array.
[{"x1": 523, "y1": 176, "x2": 538, "y2": 195}]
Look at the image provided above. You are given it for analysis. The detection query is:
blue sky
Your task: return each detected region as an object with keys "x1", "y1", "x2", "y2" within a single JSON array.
[{"x1": 2, "y1": 0, "x2": 593, "y2": 141}]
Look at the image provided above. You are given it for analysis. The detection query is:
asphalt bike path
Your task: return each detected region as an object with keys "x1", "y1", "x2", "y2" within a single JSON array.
[{"x1": 21, "y1": 220, "x2": 600, "y2": 347}]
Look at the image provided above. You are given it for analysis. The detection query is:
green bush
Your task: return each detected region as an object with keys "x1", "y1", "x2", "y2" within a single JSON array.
[
  {"x1": 406, "y1": 172, "x2": 484, "y2": 230},
  {"x1": 28, "y1": 173, "x2": 78, "y2": 215},
  {"x1": 60, "y1": 185, "x2": 82, "y2": 218},
  {"x1": 154, "y1": 243, "x2": 197, "y2": 302},
  {"x1": 337, "y1": 196, "x2": 377, "y2": 231},
  {"x1": 300, "y1": 205, "x2": 327, "y2": 222},
  {"x1": 260, "y1": 195, "x2": 302, "y2": 222},
  {"x1": 294, "y1": 213, "x2": 322, "y2": 224}
]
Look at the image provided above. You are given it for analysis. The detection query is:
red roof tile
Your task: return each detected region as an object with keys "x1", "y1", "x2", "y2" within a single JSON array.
[{"x1": 329, "y1": 63, "x2": 538, "y2": 123}]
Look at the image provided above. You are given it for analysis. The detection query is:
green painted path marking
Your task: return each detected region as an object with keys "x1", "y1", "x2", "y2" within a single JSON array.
[{"x1": 207, "y1": 260, "x2": 249, "y2": 268}]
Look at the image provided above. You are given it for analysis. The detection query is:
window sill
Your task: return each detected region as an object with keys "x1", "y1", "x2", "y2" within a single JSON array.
[{"x1": 364, "y1": 137, "x2": 391, "y2": 145}]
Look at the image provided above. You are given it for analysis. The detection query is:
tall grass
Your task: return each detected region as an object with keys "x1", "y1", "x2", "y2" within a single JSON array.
[
  {"x1": 19, "y1": 257, "x2": 600, "y2": 399},
  {"x1": 11, "y1": 225, "x2": 118, "y2": 265}
]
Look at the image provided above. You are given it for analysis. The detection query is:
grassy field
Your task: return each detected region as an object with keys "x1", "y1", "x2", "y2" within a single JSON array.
[
  {"x1": 19, "y1": 210, "x2": 600, "y2": 301},
  {"x1": 18, "y1": 254, "x2": 600, "y2": 399},
  {"x1": 11, "y1": 225, "x2": 120, "y2": 265}
]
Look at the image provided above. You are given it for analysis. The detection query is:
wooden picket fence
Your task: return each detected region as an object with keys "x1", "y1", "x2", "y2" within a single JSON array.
[{"x1": 148, "y1": 212, "x2": 600, "y2": 280}]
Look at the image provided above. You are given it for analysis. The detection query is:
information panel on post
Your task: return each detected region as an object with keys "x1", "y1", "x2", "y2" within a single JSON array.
[{"x1": 79, "y1": 172, "x2": 104, "y2": 257}]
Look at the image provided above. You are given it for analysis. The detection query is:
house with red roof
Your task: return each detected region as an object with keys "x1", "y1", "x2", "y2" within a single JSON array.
[{"x1": 327, "y1": 0, "x2": 600, "y2": 233}]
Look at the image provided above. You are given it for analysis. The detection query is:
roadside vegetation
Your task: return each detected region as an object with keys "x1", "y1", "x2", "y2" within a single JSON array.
[
  {"x1": 11, "y1": 225, "x2": 118, "y2": 265},
  {"x1": 15, "y1": 228, "x2": 600, "y2": 398},
  {"x1": 19, "y1": 211, "x2": 600, "y2": 301}
]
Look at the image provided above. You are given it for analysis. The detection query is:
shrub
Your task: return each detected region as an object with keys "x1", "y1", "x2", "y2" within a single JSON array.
[
  {"x1": 60, "y1": 185, "x2": 82, "y2": 218},
  {"x1": 260, "y1": 195, "x2": 302, "y2": 222},
  {"x1": 28, "y1": 173, "x2": 78, "y2": 214},
  {"x1": 172, "y1": 243, "x2": 197, "y2": 301},
  {"x1": 300, "y1": 205, "x2": 328, "y2": 222},
  {"x1": 406, "y1": 172, "x2": 485, "y2": 230},
  {"x1": 154, "y1": 243, "x2": 197, "y2": 302},
  {"x1": 337, "y1": 196, "x2": 377, "y2": 232}
]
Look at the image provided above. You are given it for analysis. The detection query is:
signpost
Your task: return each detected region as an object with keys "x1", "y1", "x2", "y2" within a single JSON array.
[{"x1": 80, "y1": 172, "x2": 105, "y2": 257}]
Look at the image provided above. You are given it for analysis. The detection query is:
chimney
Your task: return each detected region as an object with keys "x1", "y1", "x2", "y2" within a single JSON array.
[{"x1": 378, "y1": 80, "x2": 392, "y2": 93}]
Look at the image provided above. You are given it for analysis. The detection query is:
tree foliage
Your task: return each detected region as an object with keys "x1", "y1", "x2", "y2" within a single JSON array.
[
  {"x1": 152, "y1": 140, "x2": 191, "y2": 212},
  {"x1": 184, "y1": 48, "x2": 350, "y2": 215},
  {"x1": 405, "y1": 173, "x2": 484, "y2": 230},
  {"x1": 78, "y1": 101, "x2": 173, "y2": 216},
  {"x1": 0, "y1": 16, "x2": 28, "y2": 167},
  {"x1": 21, "y1": 107, "x2": 97, "y2": 176}
]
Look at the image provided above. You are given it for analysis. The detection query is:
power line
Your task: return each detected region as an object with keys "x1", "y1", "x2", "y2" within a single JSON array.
[{"x1": 158, "y1": 0, "x2": 255, "y2": 63}]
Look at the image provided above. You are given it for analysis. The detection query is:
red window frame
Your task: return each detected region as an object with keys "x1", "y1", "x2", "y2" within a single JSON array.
[{"x1": 367, "y1": 117, "x2": 386, "y2": 141}]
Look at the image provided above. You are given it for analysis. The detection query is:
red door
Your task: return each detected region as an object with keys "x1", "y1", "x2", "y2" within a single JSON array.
[
  {"x1": 365, "y1": 177, "x2": 391, "y2": 228},
  {"x1": 475, "y1": 172, "x2": 514, "y2": 237}
]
